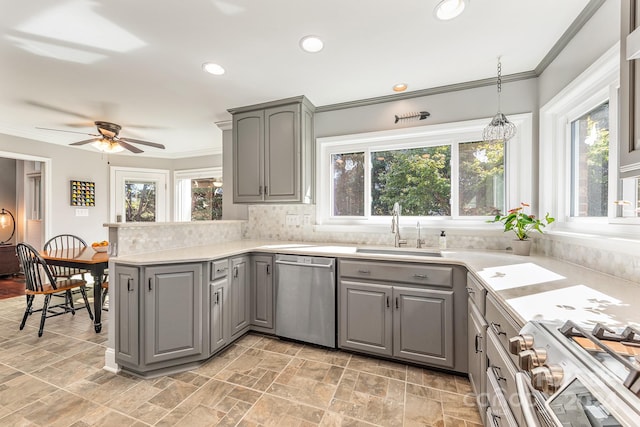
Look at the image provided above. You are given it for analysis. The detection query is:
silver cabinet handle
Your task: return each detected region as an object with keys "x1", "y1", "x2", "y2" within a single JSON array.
[
  {"x1": 127, "y1": 277, "x2": 133, "y2": 292},
  {"x1": 357, "y1": 269, "x2": 371, "y2": 274},
  {"x1": 395, "y1": 297, "x2": 399, "y2": 309},
  {"x1": 386, "y1": 296, "x2": 390, "y2": 308},
  {"x1": 233, "y1": 266, "x2": 238, "y2": 278},
  {"x1": 491, "y1": 322, "x2": 506, "y2": 336},
  {"x1": 148, "y1": 278, "x2": 152, "y2": 291},
  {"x1": 475, "y1": 334, "x2": 482, "y2": 353},
  {"x1": 466, "y1": 286, "x2": 475, "y2": 295},
  {"x1": 491, "y1": 365, "x2": 506, "y2": 382},
  {"x1": 413, "y1": 274, "x2": 428, "y2": 279},
  {"x1": 213, "y1": 291, "x2": 220, "y2": 305},
  {"x1": 266, "y1": 264, "x2": 271, "y2": 275}
]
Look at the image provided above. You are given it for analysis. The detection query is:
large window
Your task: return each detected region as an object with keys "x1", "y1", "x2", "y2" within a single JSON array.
[
  {"x1": 571, "y1": 102, "x2": 609, "y2": 217},
  {"x1": 318, "y1": 116, "x2": 526, "y2": 225}
]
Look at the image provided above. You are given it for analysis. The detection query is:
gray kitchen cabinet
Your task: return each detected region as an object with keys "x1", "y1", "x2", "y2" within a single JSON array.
[
  {"x1": 393, "y1": 286, "x2": 454, "y2": 367},
  {"x1": 468, "y1": 301, "x2": 488, "y2": 423},
  {"x1": 210, "y1": 259, "x2": 229, "y2": 355},
  {"x1": 230, "y1": 96, "x2": 315, "y2": 203},
  {"x1": 229, "y1": 255, "x2": 251, "y2": 339},
  {"x1": 210, "y1": 278, "x2": 228, "y2": 354},
  {"x1": 339, "y1": 259, "x2": 465, "y2": 371},
  {"x1": 144, "y1": 264, "x2": 204, "y2": 365},
  {"x1": 339, "y1": 280, "x2": 393, "y2": 357},
  {"x1": 114, "y1": 265, "x2": 139, "y2": 366},
  {"x1": 250, "y1": 254, "x2": 274, "y2": 333}
]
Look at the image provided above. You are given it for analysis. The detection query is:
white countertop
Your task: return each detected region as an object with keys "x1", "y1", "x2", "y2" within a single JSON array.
[{"x1": 113, "y1": 240, "x2": 640, "y2": 330}]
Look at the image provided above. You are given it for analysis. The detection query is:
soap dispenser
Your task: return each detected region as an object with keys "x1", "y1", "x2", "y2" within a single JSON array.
[{"x1": 439, "y1": 230, "x2": 447, "y2": 250}]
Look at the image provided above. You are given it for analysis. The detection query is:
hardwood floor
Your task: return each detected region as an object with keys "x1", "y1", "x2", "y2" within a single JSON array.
[{"x1": 0, "y1": 274, "x2": 24, "y2": 299}]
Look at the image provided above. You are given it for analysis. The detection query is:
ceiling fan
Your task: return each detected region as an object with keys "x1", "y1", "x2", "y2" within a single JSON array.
[{"x1": 36, "y1": 121, "x2": 166, "y2": 154}]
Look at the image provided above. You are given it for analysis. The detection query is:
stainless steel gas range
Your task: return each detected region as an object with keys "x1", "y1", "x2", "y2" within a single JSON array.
[{"x1": 509, "y1": 320, "x2": 640, "y2": 426}]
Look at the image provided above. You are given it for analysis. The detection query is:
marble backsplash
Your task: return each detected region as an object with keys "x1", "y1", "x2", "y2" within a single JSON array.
[{"x1": 244, "y1": 204, "x2": 640, "y2": 284}]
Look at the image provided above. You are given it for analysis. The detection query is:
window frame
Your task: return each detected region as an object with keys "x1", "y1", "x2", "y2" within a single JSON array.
[
  {"x1": 174, "y1": 167, "x2": 223, "y2": 222},
  {"x1": 109, "y1": 166, "x2": 169, "y2": 223},
  {"x1": 539, "y1": 43, "x2": 629, "y2": 233},
  {"x1": 316, "y1": 114, "x2": 533, "y2": 228}
]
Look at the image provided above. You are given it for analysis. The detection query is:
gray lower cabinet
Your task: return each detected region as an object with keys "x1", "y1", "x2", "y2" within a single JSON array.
[
  {"x1": 250, "y1": 254, "x2": 274, "y2": 332},
  {"x1": 114, "y1": 265, "x2": 139, "y2": 365},
  {"x1": 114, "y1": 262, "x2": 206, "y2": 375},
  {"x1": 229, "y1": 256, "x2": 251, "y2": 340},
  {"x1": 468, "y1": 301, "x2": 488, "y2": 423},
  {"x1": 210, "y1": 277, "x2": 228, "y2": 354},
  {"x1": 144, "y1": 264, "x2": 203, "y2": 364},
  {"x1": 339, "y1": 280, "x2": 455, "y2": 368}
]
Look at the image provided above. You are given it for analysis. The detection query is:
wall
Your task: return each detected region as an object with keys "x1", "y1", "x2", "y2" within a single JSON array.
[
  {"x1": 538, "y1": 1, "x2": 620, "y2": 106},
  {"x1": 0, "y1": 133, "x2": 221, "y2": 243}
]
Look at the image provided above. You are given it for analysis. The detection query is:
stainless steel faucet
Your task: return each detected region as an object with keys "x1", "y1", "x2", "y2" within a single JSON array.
[
  {"x1": 391, "y1": 202, "x2": 407, "y2": 247},
  {"x1": 416, "y1": 221, "x2": 425, "y2": 248}
]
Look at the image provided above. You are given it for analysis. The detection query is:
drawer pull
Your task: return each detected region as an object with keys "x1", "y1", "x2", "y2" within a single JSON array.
[
  {"x1": 148, "y1": 278, "x2": 152, "y2": 291},
  {"x1": 413, "y1": 274, "x2": 428, "y2": 279},
  {"x1": 266, "y1": 264, "x2": 271, "y2": 275},
  {"x1": 491, "y1": 322, "x2": 507, "y2": 336},
  {"x1": 357, "y1": 269, "x2": 371, "y2": 274},
  {"x1": 466, "y1": 286, "x2": 475, "y2": 295},
  {"x1": 490, "y1": 413, "x2": 501, "y2": 427},
  {"x1": 474, "y1": 334, "x2": 482, "y2": 353},
  {"x1": 386, "y1": 296, "x2": 390, "y2": 308},
  {"x1": 126, "y1": 277, "x2": 133, "y2": 292},
  {"x1": 491, "y1": 365, "x2": 506, "y2": 382},
  {"x1": 395, "y1": 297, "x2": 399, "y2": 309}
]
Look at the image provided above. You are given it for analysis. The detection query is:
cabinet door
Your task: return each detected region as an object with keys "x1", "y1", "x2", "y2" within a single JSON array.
[
  {"x1": 210, "y1": 278, "x2": 228, "y2": 354},
  {"x1": 250, "y1": 255, "x2": 274, "y2": 331},
  {"x1": 264, "y1": 104, "x2": 300, "y2": 201},
  {"x1": 114, "y1": 265, "x2": 139, "y2": 366},
  {"x1": 468, "y1": 301, "x2": 488, "y2": 423},
  {"x1": 233, "y1": 110, "x2": 264, "y2": 202},
  {"x1": 144, "y1": 264, "x2": 203, "y2": 365},
  {"x1": 339, "y1": 280, "x2": 393, "y2": 357},
  {"x1": 393, "y1": 286, "x2": 454, "y2": 367},
  {"x1": 229, "y1": 256, "x2": 250, "y2": 339}
]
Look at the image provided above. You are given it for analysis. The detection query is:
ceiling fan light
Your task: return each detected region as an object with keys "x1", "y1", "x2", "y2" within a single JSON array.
[
  {"x1": 92, "y1": 139, "x2": 124, "y2": 153},
  {"x1": 434, "y1": 0, "x2": 468, "y2": 21}
]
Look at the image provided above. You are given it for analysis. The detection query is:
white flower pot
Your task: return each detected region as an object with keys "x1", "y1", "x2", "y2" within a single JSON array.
[{"x1": 512, "y1": 239, "x2": 532, "y2": 256}]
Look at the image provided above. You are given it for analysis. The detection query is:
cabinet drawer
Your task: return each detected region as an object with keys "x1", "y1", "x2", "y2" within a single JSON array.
[
  {"x1": 486, "y1": 293, "x2": 520, "y2": 366},
  {"x1": 487, "y1": 366, "x2": 519, "y2": 427},
  {"x1": 211, "y1": 260, "x2": 229, "y2": 280},
  {"x1": 466, "y1": 273, "x2": 486, "y2": 314},
  {"x1": 339, "y1": 260, "x2": 452, "y2": 288},
  {"x1": 487, "y1": 329, "x2": 523, "y2": 426}
]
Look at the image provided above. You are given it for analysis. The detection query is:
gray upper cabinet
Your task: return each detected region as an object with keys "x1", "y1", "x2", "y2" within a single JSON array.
[
  {"x1": 230, "y1": 96, "x2": 315, "y2": 203},
  {"x1": 250, "y1": 254, "x2": 274, "y2": 332},
  {"x1": 144, "y1": 264, "x2": 204, "y2": 365},
  {"x1": 229, "y1": 256, "x2": 251, "y2": 339}
]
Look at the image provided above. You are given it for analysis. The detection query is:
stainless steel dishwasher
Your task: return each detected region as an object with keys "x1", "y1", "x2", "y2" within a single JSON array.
[{"x1": 275, "y1": 254, "x2": 336, "y2": 348}]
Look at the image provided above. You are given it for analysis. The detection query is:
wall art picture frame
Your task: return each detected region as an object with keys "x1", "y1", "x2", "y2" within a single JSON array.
[{"x1": 70, "y1": 180, "x2": 96, "y2": 207}]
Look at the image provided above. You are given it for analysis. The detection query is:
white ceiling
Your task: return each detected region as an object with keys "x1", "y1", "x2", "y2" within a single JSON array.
[{"x1": 0, "y1": 0, "x2": 591, "y2": 158}]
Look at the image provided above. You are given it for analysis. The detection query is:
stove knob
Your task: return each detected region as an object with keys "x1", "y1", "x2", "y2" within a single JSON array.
[
  {"x1": 518, "y1": 347, "x2": 548, "y2": 371},
  {"x1": 531, "y1": 364, "x2": 564, "y2": 394},
  {"x1": 509, "y1": 334, "x2": 534, "y2": 354}
]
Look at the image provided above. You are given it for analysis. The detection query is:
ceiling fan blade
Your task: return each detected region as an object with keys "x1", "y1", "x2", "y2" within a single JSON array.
[
  {"x1": 70, "y1": 138, "x2": 101, "y2": 146},
  {"x1": 25, "y1": 101, "x2": 94, "y2": 120},
  {"x1": 117, "y1": 140, "x2": 144, "y2": 154},
  {"x1": 119, "y1": 137, "x2": 165, "y2": 149},
  {"x1": 36, "y1": 126, "x2": 101, "y2": 137}
]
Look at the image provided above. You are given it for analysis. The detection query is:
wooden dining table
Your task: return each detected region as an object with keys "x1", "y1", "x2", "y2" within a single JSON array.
[{"x1": 40, "y1": 247, "x2": 108, "y2": 333}]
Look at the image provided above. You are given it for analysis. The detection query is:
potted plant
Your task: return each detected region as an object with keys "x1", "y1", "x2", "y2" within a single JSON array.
[{"x1": 488, "y1": 203, "x2": 555, "y2": 255}]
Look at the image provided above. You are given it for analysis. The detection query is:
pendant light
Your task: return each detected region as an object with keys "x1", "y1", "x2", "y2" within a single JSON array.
[{"x1": 482, "y1": 58, "x2": 517, "y2": 142}]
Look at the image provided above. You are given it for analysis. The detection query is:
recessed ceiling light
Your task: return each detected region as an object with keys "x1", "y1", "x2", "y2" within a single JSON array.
[
  {"x1": 202, "y1": 62, "x2": 225, "y2": 75},
  {"x1": 393, "y1": 83, "x2": 408, "y2": 92},
  {"x1": 434, "y1": 0, "x2": 468, "y2": 21},
  {"x1": 300, "y1": 35, "x2": 324, "y2": 53}
]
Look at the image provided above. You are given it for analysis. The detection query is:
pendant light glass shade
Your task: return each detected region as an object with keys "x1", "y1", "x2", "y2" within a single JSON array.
[{"x1": 483, "y1": 59, "x2": 516, "y2": 142}]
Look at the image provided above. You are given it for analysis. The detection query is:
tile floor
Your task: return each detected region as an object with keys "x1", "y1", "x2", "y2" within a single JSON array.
[{"x1": 0, "y1": 294, "x2": 482, "y2": 426}]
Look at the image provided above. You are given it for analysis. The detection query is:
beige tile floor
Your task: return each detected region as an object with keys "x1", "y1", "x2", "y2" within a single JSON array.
[{"x1": 0, "y1": 294, "x2": 482, "y2": 426}]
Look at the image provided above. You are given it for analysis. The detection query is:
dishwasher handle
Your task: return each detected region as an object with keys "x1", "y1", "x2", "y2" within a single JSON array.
[{"x1": 275, "y1": 259, "x2": 334, "y2": 268}]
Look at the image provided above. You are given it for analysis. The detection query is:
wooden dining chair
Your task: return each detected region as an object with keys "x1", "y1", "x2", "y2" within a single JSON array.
[
  {"x1": 43, "y1": 234, "x2": 91, "y2": 280},
  {"x1": 16, "y1": 243, "x2": 94, "y2": 337}
]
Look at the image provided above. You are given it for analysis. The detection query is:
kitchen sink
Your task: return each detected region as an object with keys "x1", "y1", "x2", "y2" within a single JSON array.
[{"x1": 355, "y1": 247, "x2": 442, "y2": 257}]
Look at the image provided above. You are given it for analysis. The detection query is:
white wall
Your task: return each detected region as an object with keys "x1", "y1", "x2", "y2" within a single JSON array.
[
  {"x1": 0, "y1": 133, "x2": 222, "y2": 244},
  {"x1": 538, "y1": 1, "x2": 620, "y2": 106}
]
